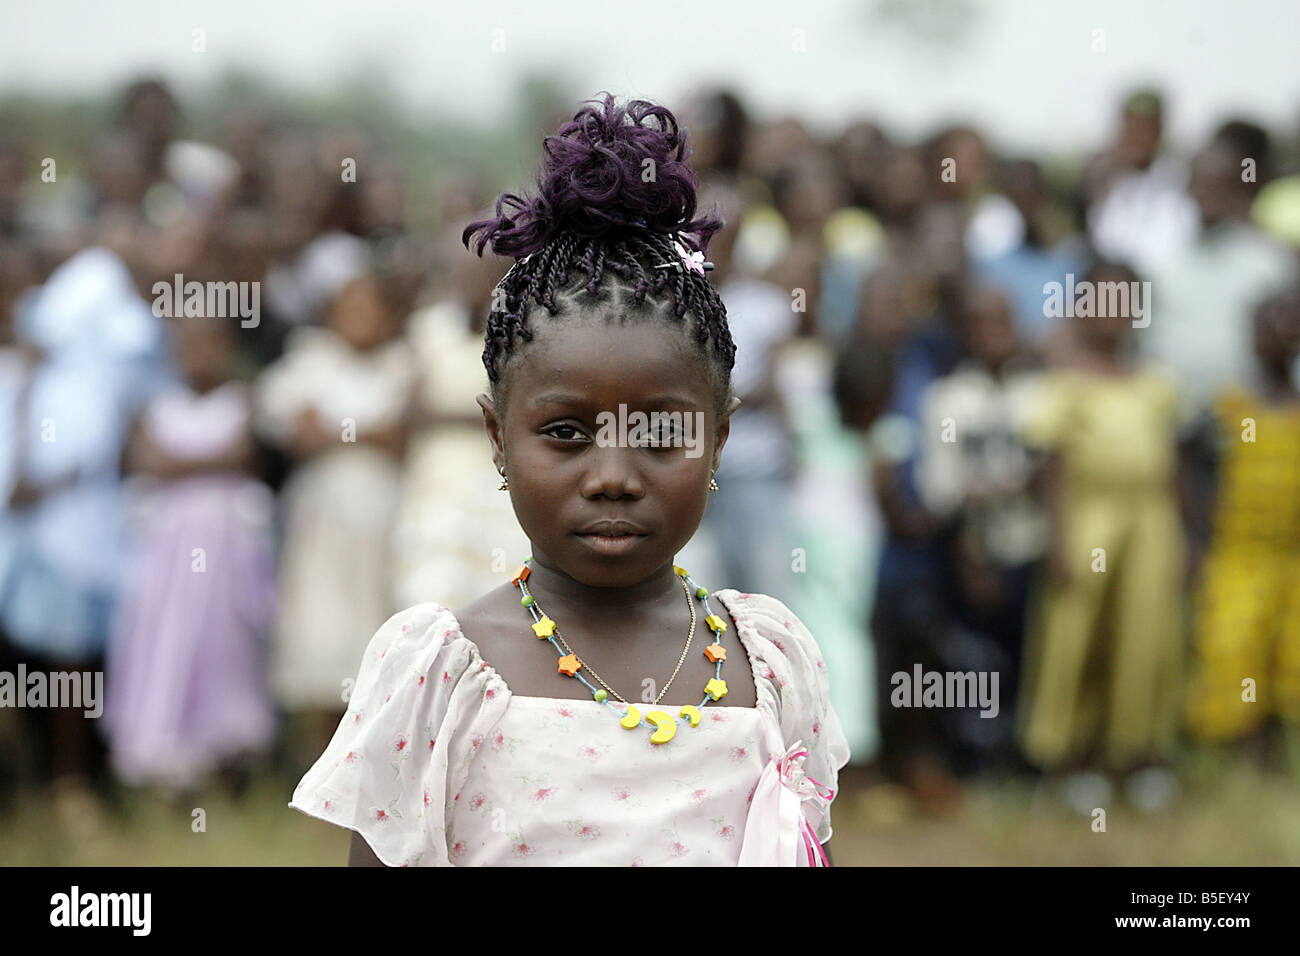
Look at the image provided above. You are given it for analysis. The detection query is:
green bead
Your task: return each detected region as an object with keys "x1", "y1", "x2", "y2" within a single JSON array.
[
  {"x1": 696, "y1": 586, "x2": 709, "y2": 598},
  {"x1": 593, "y1": 688, "x2": 608, "y2": 702},
  {"x1": 521, "y1": 594, "x2": 534, "y2": 608}
]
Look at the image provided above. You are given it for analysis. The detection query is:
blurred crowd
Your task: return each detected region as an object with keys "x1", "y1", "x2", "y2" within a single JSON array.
[{"x1": 2, "y1": 78, "x2": 1299, "y2": 833}]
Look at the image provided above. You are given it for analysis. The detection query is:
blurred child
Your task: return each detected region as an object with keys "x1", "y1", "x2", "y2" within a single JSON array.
[
  {"x1": 103, "y1": 312, "x2": 277, "y2": 792},
  {"x1": 1185, "y1": 290, "x2": 1300, "y2": 753},
  {"x1": 0, "y1": 246, "x2": 166, "y2": 828},
  {"x1": 256, "y1": 251, "x2": 418, "y2": 762},
  {"x1": 1017, "y1": 261, "x2": 1185, "y2": 811},
  {"x1": 390, "y1": 228, "x2": 529, "y2": 611},
  {"x1": 699, "y1": 191, "x2": 800, "y2": 599},
  {"x1": 862, "y1": 260, "x2": 969, "y2": 808},
  {"x1": 917, "y1": 285, "x2": 1046, "y2": 772},
  {"x1": 0, "y1": 241, "x2": 38, "y2": 804}
]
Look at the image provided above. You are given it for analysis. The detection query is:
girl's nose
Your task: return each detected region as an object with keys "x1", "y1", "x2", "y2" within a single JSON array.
[{"x1": 579, "y1": 445, "x2": 645, "y2": 500}]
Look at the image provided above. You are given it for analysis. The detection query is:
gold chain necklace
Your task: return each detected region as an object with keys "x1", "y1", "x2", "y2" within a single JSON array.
[
  {"x1": 529, "y1": 571, "x2": 696, "y2": 706},
  {"x1": 514, "y1": 558, "x2": 731, "y2": 745}
]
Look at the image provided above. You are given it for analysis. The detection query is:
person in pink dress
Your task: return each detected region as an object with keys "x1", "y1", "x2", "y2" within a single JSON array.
[
  {"x1": 289, "y1": 93, "x2": 850, "y2": 866},
  {"x1": 104, "y1": 312, "x2": 277, "y2": 792}
]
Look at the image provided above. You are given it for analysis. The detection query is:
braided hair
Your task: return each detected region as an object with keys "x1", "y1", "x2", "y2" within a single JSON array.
[{"x1": 462, "y1": 93, "x2": 737, "y2": 410}]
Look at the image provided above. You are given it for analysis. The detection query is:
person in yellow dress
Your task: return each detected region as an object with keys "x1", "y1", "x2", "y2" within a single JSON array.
[
  {"x1": 1186, "y1": 290, "x2": 1300, "y2": 746},
  {"x1": 1017, "y1": 261, "x2": 1186, "y2": 810}
]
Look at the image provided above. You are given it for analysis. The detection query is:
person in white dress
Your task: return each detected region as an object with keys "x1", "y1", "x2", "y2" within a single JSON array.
[{"x1": 256, "y1": 243, "x2": 418, "y2": 760}]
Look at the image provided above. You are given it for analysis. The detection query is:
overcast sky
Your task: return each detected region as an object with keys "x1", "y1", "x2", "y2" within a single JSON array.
[{"x1": 7, "y1": 0, "x2": 1299, "y2": 153}]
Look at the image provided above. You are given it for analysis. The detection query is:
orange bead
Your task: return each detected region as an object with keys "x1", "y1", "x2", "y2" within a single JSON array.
[
  {"x1": 511, "y1": 564, "x2": 531, "y2": 585},
  {"x1": 557, "y1": 654, "x2": 582, "y2": 677},
  {"x1": 704, "y1": 642, "x2": 727, "y2": 663}
]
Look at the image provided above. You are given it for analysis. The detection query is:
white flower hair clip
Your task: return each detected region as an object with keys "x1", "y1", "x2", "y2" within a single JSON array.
[{"x1": 654, "y1": 236, "x2": 713, "y2": 276}]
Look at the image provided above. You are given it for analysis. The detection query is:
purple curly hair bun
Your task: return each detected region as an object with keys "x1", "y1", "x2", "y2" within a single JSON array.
[{"x1": 463, "y1": 92, "x2": 723, "y2": 259}]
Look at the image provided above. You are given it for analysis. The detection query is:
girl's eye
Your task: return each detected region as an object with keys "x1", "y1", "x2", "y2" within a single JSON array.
[
  {"x1": 640, "y1": 427, "x2": 677, "y2": 448},
  {"x1": 544, "y1": 423, "x2": 588, "y2": 442}
]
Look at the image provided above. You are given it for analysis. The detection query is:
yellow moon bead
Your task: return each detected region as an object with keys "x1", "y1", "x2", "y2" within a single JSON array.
[
  {"x1": 705, "y1": 677, "x2": 728, "y2": 701},
  {"x1": 679, "y1": 704, "x2": 701, "y2": 727},
  {"x1": 646, "y1": 710, "x2": 677, "y2": 744},
  {"x1": 620, "y1": 705, "x2": 641, "y2": 729}
]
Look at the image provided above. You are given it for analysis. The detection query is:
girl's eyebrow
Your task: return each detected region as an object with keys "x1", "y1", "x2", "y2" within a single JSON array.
[
  {"x1": 530, "y1": 393, "x2": 700, "y2": 409},
  {"x1": 531, "y1": 393, "x2": 587, "y2": 408},
  {"x1": 645, "y1": 395, "x2": 699, "y2": 408}
]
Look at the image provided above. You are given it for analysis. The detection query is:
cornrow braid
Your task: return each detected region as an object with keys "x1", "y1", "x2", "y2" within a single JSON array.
[
  {"x1": 480, "y1": 228, "x2": 736, "y2": 403},
  {"x1": 462, "y1": 92, "x2": 736, "y2": 407}
]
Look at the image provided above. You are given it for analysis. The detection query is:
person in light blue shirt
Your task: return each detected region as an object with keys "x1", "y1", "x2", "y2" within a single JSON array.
[{"x1": 969, "y1": 159, "x2": 1087, "y2": 348}]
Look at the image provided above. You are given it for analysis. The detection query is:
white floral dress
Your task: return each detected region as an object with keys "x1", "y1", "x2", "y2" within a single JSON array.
[{"x1": 288, "y1": 590, "x2": 851, "y2": 866}]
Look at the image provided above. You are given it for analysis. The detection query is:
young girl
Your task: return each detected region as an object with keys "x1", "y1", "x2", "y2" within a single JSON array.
[
  {"x1": 1017, "y1": 260, "x2": 1185, "y2": 811},
  {"x1": 389, "y1": 225, "x2": 530, "y2": 612},
  {"x1": 289, "y1": 94, "x2": 850, "y2": 866},
  {"x1": 257, "y1": 247, "x2": 419, "y2": 763},
  {"x1": 916, "y1": 285, "x2": 1047, "y2": 772},
  {"x1": 104, "y1": 311, "x2": 277, "y2": 790},
  {"x1": 1, "y1": 246, "x2": 167, "y2": 829},
  {"x1": 1185, "y1": 290, "x2": 1300, "y2": 749}
]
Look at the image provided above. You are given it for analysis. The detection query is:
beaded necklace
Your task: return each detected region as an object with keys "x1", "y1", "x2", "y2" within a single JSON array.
[{"x1": 512, "y1": 557, "x2": 730, "y2": 744}]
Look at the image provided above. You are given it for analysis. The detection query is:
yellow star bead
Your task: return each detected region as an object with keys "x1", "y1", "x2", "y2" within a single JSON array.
[
  {"x1": 704, "y1": 642, "x2": 726, "y2": 663},
  {"x1": 679, "y1": 704, "x2": 701, "y2": 727},
  {"x1": 532, "y1": 617, "x2": 556, "y2": 639},
  {"x1": 673, "y1": 565, "x2": 689, "y2": 577},
  {"x1": 557, "y1": 654, "x2": 581, "y2": 677},
  {"x1": 705, "y1": 614, "x2": 728, "y2": 634},
  {"x1": 705, "y1": 677, "x2": 728, "y2": 701}
]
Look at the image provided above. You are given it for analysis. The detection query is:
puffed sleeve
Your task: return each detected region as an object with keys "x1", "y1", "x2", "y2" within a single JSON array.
[
  {"x1": 287, "y1": 603, "x2": 510, "y2": 866},
  {"x1": 715, "y1": 591, "x2": 852, "y2": 846}
]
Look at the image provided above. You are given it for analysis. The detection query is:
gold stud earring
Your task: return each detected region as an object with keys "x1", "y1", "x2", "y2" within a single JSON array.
[
  {"x1": 498, "y1": 469, "x2": 509, "y2": 492},
  {"x1": 708, "y1": 475, "x2": 719, "y2": 492}
]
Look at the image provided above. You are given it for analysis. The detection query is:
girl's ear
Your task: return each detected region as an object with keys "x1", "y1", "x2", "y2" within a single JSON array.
[
  {"x1": 477, "y1": 392, "x2": 505, "y2": 471},
  {"x1": 710, "y1": 396, "x2": 742, "y2": 475}
]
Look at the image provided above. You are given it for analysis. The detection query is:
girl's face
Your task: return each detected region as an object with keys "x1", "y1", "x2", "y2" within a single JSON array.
[
  {"x1": 329, "y1": 275, "x2": 395, "y2": 350},
  {"x1": 1075, "y1": 270, "x2": 1134, "y2": 353},
  {"x1": 479, "y1": 311, "x2": 737, "y2": 590},
  {"x1": 175, "y1": 315, "x2": 233, "y2": 392},
  {"x1": 857, "y1": 270, "x2": 909, "y2": 344},
  {"x1": 962, "y1": 289, "x2": 1018, "y2": 370}
]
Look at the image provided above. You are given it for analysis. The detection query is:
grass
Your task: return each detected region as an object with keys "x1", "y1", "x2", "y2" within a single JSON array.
[
  {"x1": 1, "y1": 749, "x2": 1294, "y2": 866},
  {"x1": 1, "y1": 773, "x2": 351, "y2": 866},
  {"x1": 831, "y1": 748, "x2": 1300, "y2": 866}
]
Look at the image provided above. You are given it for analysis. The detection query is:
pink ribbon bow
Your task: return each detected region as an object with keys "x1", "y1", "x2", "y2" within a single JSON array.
[{"x1": 738, "y1": 740, "x2": 835, "y2": 867}]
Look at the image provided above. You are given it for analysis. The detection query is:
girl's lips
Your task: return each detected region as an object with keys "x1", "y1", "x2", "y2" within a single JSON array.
[{"x1": 575, "y1": 533, "x2": 647, "y2": 556}]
